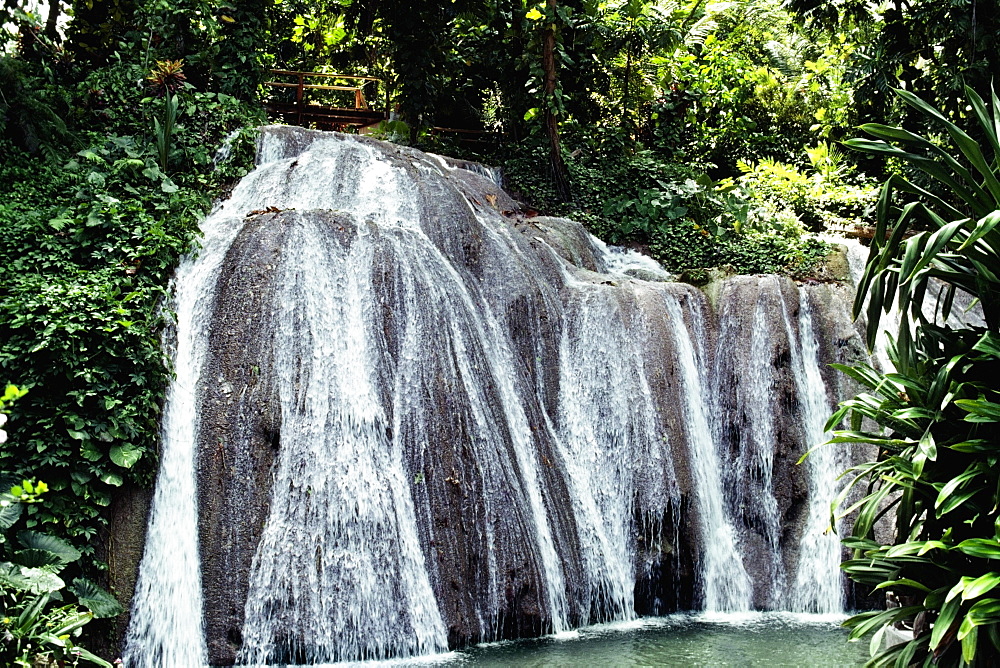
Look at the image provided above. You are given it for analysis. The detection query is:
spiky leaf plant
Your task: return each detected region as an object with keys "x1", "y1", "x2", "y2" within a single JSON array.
[{"x1": 830, "y1": 86, "x2": 1000, "y2": 666}]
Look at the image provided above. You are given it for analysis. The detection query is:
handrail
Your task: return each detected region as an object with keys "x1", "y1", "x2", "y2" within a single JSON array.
[
  {"x1": 266, "y1": 82, "x2": 366, "y2": 92},
  {"x1": 269, "y1": 69, "x2": 381, "y2": 82},
  {"x1": 264, "y1": 70, "x2": 385, "y2": 124}
]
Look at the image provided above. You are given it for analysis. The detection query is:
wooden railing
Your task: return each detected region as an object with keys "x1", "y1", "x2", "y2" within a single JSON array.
[{"x1": 263, "y1": 70, "x2": 386, "y2": 130}]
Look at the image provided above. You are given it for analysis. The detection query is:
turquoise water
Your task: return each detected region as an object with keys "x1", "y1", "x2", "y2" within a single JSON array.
[{"x1": 316, "y1": 613, "x2": 868, "y2": 668}]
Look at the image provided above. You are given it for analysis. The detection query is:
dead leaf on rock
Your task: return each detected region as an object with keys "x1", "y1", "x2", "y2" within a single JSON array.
[{"x1": 247, "y1": 206, "x2": 281, "y2": 217}]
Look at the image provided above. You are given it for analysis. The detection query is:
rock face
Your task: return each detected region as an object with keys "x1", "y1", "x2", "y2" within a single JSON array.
[{"x1": 119, "y1": 127, "x2": 871, "y2": 666}]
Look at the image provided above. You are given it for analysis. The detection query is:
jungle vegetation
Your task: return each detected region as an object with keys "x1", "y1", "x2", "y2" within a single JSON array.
[{"x1": 1, "y1": 0, "x2": 999, "y2": 664}]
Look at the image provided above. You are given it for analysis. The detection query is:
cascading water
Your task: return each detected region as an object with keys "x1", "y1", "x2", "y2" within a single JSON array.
[
  {"x1": 780, "y1": 284, "x2": 846, "y2": 614},
  {"x1": 711, "y1": 278, "x2": 792, "y2": 611},
  {"x1": 711, "y1": 275, "x2": 857, "y2": 614},
  {"x1": 122, "y1": 160, "x2": 255, "y2": 668},
  {"x1": 552, "y1": 279, "x2": 677, "y2": 624},
  {"x1": 662, "y1": 295, "x2": 752, "y2": 613},
  {"x1": 237, "y1": 219, "x2": 448, "y2": 664},
  {"x1": 121, "y1": 127, "x2": 867, "y2": 665}
]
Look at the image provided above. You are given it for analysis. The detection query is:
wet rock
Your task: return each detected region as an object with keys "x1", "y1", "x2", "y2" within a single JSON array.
[{"x1": 116, "y1": 128, "x2": 873, "y2": 663}]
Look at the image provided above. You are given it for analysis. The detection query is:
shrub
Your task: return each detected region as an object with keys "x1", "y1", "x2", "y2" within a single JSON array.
[
  {"x1": 830, "y1": 85, "x2": 1000, "y2": 666},
  {"x1": 0, "y1": 388, "x2": 119, "y2": 667},
  {"x1": 0, "y1": 67, "x2": 259, "y2": 562},
  {"x1": 499, "y1": 133, "x2": 837, "y2": 277},
  {"x1": 729, "y1": 146, "x2": 877, "y2": 234}
]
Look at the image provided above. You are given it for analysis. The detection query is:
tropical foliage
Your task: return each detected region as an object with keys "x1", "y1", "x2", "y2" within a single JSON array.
[
  {"x1": 786, "y1": 0, "x2": 1000, "y2": 136},
  {"x1": 1, "y1": 40, "x2": 259, "y2": 578},
  {"x1": 830, "y1": 86, "x2": 1000, "y2": 666},
  {"x1": 1, "y1": 482, "x2": 120, "y2": 667},
  {"x1": 3, "y1": 0, "x2": 996, "y2": 662},
  {"x1": 1, "y1": 388, "x2": 120, "y2": 667}
]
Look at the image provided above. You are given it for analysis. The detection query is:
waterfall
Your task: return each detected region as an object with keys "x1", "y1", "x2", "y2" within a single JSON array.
[
  {"x1": 663, "y1": 295, "x2": 752, "y2": 613},
  {"x1": 121, "y1": 127, "x2": 866, "y2": 664},
  {"x1": 237, "y1": 220, "x2": 448, "y2": 664},
  {"x1": 781, "y1": 286, "x2": 846, "y2": 614},
  {"x1": 122, "y1": 160, "x2": 258, "y2": 667},
  {"x1": 590, "y1": 235, "x2": 674, "y2": 281},
  {"x1": 552, "y1": 279, "x2": 674, "y2": 624},
  {"x1": 740, "y1": 296, "x2": 786, "y2": 605},
  {"x1": 720, "y1": 282, "x2": 790, "y2": 609}
]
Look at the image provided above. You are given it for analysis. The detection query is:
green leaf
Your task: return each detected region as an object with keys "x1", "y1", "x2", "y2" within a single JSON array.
[
  {"x1": 0, "y1": 501, "x2": 22, "y2": 530},
  {"x1": 961, "y1": 624, "x2": 978, "y2": 663},
  {"x1": 937, "y1": 488, "x2": 980, "y2": 517},
  {"x1": 885, "y1": 542, "x2": 932, "y2": 558},
  {"x1": 0, "y1": 562, "x2": 65, "y2": 594},
  {"x1": 875, "y1": 578, "x2": 932, "y2": 593},
  {"x1": 80, "y1": 441, "x2": 103, "y2": 462},
  {"x1": 17, "y1": 591, "x2": 51, "y2": 630},
  {"x1": 918, "y1": 540, "x2": 948, "y2": 556},
  {"x1": 109, "y1": 443, "x2": 142, "y2": 468},
  {"x1": 930, "y1": 595, "x2": 962, "y2": 649},
  {"x1": 957, "y1": 538, "x2": 1000, "y2": 560},
  {"x1": 965, "y1": 84, "x2": 1000, "y2": 159},
  {"x1": 949, "y1": 439, "x2": 994, "y2": 454},
  {"x1": 966, "y1": 597, "x2": 1000, "y2": 624},
  {"x1": 955, "y1": 398, "x2": 1000, "y2": 422},
  {"x1": 100, "y1": 472, "x2": 124, "y2": 487},
  {"x1": 69, "y1": 577, "x2": 125, "y2": 618},
  {"x1": 936, "y1": 467, "x2": 984, "y2": 510},
  {"x1": 46, "y1": 609, "x2": 93, "y2": 637},
  {"x1": 962, "y1": 573, "x2": 1000, "y2": 601},
  {"x1": 957, "y1": 211, "x2": 1000, "y2": 253},
  {"x1": 17, "y1": 530, "x2": 82, "y2": 564},
  {"x1": 843, "y1": 605, "x2": 923, "y2": 641},
  {"x1": 13, "y1": 548, "x2": 66, "y2": 569},
  {"x1": 972, "y1": 331, "x2": 1000, "y2": 358},
  {"x1": 70, "y1": 646, "x2": 113, "y2": 668}
]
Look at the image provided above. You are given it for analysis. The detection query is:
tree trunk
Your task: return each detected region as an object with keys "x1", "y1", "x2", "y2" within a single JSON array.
[
  {"x1": 621, "y1": 30, "x2": 632, "y2": 130},
  {"x1": 45, "y1": 0, "x2": 62, "y2": 41},
  {"x1": 542, "y1": 0, "x2": 571, "y2": 202}
]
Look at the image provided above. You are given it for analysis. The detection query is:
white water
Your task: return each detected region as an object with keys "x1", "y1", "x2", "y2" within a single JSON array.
[
  {"x1": 742, "y1": 296, "x2": 786, "y2": 604},
  {"x1": 238, "y1": 220, "x2": 448, "y2": 664},
  {"x1": 780, "y1": 286, "x2": 845, "y2": 614},
  {"x1": 663, "y1": 295, "x2": 752, "y2": 612},
  {"x1": 398, "y1": 227, "x2": 573, "y2": 638},
  {"x1": 126, "y1": 128, "x2": 861, "y2": 663},
  {"x1": 235, "y1": 139, "x2": 575, "y2": 659},
  {"x1": 129, "y1": 132, "x2": 582, "y2": 663},
  {"x1": 127, "y1": 134, "x2": 447, "y2": 666},
  {"x1": 553, "y1": 281, "x2": 666, "y2": 624},
  {"x1": 429, "y1": 153, "x2": 504, "y2": 189},
  {"x1": 590, "y1": 236, "x2": 674, "y2": 281},
  {"x1": 123, "y1": 148, "x2": 259, "y2": 668}
]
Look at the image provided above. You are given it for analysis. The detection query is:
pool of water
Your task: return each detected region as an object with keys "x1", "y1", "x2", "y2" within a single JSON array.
[{"x1": 301, "y1": 613, "x2": 868, "y2": 668}]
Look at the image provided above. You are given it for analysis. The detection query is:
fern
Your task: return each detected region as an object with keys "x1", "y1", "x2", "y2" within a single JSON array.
[{"x1": 0, "y1": 56, "x2": 71, "y2": 154}]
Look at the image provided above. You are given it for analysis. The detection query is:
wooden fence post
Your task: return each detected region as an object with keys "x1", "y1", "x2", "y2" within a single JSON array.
[{"x1": 296, "y1": 73, "x2": 304, "y2": 126}]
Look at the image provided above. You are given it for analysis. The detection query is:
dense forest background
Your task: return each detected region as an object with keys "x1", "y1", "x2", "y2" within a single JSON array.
[{"x1": 2, "y1": 0, "x2": 1000, "y2": 665}]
